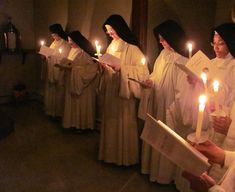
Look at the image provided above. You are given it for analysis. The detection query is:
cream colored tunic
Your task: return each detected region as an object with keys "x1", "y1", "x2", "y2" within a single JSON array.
[
  {"x1": 44, "y1": 39, "x2": 70, "y2": 117},
  {"x1": 98, "y1": 39, "x2": 149, "y2": 166},
  {"x1": 61, "y1": 47, "x2": 98, "y2": 129},
  {"x1": 140, "y1": 49, "x2": 188, "y2": 184}
]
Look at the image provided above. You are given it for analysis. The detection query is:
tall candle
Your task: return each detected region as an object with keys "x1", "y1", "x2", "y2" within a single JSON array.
[
  {"x1": 187, "y1": 43, "x2": 193, "y2": 58},
  {"x1": 213, "y1": 80, "x2": 220, "y2": 112},
  {"x1": 196, "y1": 94, "x2": 207, "y2": 141}
]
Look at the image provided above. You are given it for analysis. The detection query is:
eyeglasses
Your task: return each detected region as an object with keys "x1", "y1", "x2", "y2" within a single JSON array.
[{"x1": 210, "y1": 41, "x2": 226, "y2": 47}]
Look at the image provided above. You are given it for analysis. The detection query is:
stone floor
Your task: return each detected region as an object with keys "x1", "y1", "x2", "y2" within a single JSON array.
[{"x1": 0, "y1": 101, "x2": 179, "y2": 192}]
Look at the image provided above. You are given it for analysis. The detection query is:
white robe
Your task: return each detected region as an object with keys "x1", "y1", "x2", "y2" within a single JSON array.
[
  {"x1": 44, "y1": 39, "x2": 70, "y2": 117},
  {"x1": 207, "y1": 54, "x2": 235, "y2": 183},
  {"x1": 61, "y1": 47, "x2": 98, "y2": 129},
  {"x1": 98, "y1": 39, "x2": 149, "y2": 166},
  {"x1": 140, "y1": 49, "x2": 188, "y2": 183}
]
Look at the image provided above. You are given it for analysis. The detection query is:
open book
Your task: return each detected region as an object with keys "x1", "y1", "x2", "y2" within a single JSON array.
[
  {"x1": 95, "y1": 53, "x2": 121, "y2": 69},
  {"x1": 141, "y1": 114, "x2": 211, "y2": 176},
  {"x1": 38, "y1": 45, "x2": 55, "y2": 57},
  {"x1": 176, "y1": 50, "x2": 217, "y2": 80}
]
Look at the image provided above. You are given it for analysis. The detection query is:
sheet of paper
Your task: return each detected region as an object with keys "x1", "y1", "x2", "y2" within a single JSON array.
[{"x1": 141, "y1": 114, "x2": 211, "y2": 176}]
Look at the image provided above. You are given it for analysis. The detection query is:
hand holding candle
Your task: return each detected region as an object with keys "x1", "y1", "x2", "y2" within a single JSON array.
[{"x1": 196, "y1": 94, "x2": 207, "y2": 141}]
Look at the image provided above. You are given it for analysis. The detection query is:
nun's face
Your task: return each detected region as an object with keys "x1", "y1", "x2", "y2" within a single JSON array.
[
  {"x1": 68, "y1": 37, "x2": 78, "y2": 48},
  {"x1": 212, "y1": 33, "x2": 229, "y2": 58},
  {"x1": 159, "y1": 35, "x2": 172, "y2": 50},
  {"x1": 105, "y1": 25, "x2": 120, "y2": 40},
  {"x1": 51, "y1": 33, "x2": 61, "y2": 41}
]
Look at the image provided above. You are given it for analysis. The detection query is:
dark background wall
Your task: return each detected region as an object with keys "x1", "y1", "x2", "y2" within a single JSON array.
[{"x1": 0, "y1": 0, "x2": 234, "y2": 102}]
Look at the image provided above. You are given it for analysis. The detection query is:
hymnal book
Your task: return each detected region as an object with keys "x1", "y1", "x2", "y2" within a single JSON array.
[
  {"x1": 141, "y1": 114, "x2": 211, "y2": 176},
  {"x1": 176, "y1": 50, "x2": 217, "y2": 80},
  {"x1": 38, "y1": 45, "x2": 55, "y2": 57},
  {"x1": 98, "y1": 53, "x2": 121, "y2": 69}
]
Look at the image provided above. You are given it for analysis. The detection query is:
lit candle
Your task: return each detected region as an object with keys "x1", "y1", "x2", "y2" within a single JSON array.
[
  {"x1": 59, "y1": 48, "x2": 62, "y2": 54},
  {"x1": 95, "y1": 40, "x2": 102, "y2": 58},
  {"x1": 201, "y1": 72, "x2": 208, "y2": 95},
  {"x1": 187, "y1": 42, "x2": 193, "y2": 58},
  {"x1": 40, "y1": 40, "x2": 45, "y2": 46},
  {"x1": 213, "y1": 80, "x2": 220, "y2": 112},
  {"x1": 141, "y1": 57, "x2": 146, "y2": 65},
  {"x1": 196, "y1": 94, "x2": 207, "y2": 141}
]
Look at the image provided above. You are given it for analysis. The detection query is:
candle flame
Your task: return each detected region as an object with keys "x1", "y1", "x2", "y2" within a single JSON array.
[
  {"x1": 141, "y1": 57, "x2": 146, "y2": 65},
  {"x1": 95, "y1": 40, "x2": 99, "y2": 47},
  {"x1": 59, "y1": 48, "x2": 62, "y2": 54},
  {"x1": 198, "y1": 94, "x2": 207, "y2": 111},
  {"x1": 213, "y1": 80, "x2": 219, "y2": 92},
  {"x1": 40, "y1": 40, "x2": 45, "y2": 46},
  {"x1": 201, "y1": 72, "x2": 207, "y2": 84},
  {"x1": 187, "y1": 43, "x2": 193, "y2": 51}
]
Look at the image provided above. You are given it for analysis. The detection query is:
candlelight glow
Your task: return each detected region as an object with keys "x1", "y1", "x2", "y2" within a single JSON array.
[
  {"x1": 187, "y1": 43, "x2": 193, "y2": 52},
  {"x1": 94, "y1": 40, "x2": 102, "y2": 58},
  {"x1": 198, "y1": 94, "x2": 207, "y2": 111},
  {"x1": 187, "y1": 42, "x2": 193, "y2": 58},
  {"x1": 40, "y1": 40, "x2": 45, "y2": 46},
  {"x1": 141, "y1": 57, "x2": 146, "y2": 65},
  {"x1": 59, "y1": 48, "x2": 62, "y2": 54},
  {"x1": 213, "y1": 80, "x2": 219, "y2": 92},
  {"x1": 201, "y1": 72, "x2": 207, "y2": 84}
]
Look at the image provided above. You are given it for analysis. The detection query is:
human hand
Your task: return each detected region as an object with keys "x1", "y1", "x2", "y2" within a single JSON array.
[
  {"x1": 211, "y1": 116, "x2": 232, "y2": 135},
  {"x1": 182, "y1": 171, "x2": 215, "y2": 192},
  {"x1": 142, "y1": 79, "x2": 153, "y2": 88},
  {"x1": 193, "y1": 140, "x2": 225, "y2": 165},
  {"x1": 187, "y1": 75, "x2": 197, "y2": 85}
]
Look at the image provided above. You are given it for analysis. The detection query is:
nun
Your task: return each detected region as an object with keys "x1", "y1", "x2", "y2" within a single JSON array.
[
  {"x1": 205, "y1": 22, "x2": 235, "y2": 183},
  {"x1": 44, "y1": 23, "x2": 70, "y2": 118},
  {"x1": 98, "y1": 14, "x2": 149, "y2": 166},
  {"x1": 139, "y1": 19, "x2": 189, "y2": 184},
  {"x1": 56, "y1": 31, "x2": 98, "y2": 131}
]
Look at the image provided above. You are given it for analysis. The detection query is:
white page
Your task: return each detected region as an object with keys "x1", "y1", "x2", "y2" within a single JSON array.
[
  {"x1": 141, "y1": 114, "x2": 211, "y2": 176},
  {"x1": 99, "y1": 53, "x2": 121, "y2": 69},
  {"x1": 38, "y1": 45, "x2": 55, "y2": 57}
]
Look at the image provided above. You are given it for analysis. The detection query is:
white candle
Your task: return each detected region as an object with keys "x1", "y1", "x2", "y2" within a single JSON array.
[
  {"x1": 196, "y1": 94, "x2": 207, "y2": 141},
  {"x1": 187, "y1": 43, "x2": 193, "y2": 58},
  {"x1": 95, "y1": 40, "x2": 102, "y2": 58},
  {"x1": 201, "y1": 72, "x2": 208, "y2": 95},
  {"x1": 40, "y1": 40, "x2": 45, "y2": 46},
  {"x1": 213, "y1": 80, "x2": 220, "y2": 112}
]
